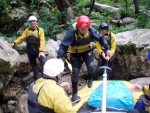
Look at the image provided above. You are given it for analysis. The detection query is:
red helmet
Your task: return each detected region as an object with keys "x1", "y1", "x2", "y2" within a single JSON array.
[{"x1": 77, "y1": 15, "x2": 91, "y2": 28}]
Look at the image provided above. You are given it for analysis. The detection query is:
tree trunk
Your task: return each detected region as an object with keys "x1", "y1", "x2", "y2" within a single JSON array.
[
  {"x1": 88, "y1": 0, "x2": 95, "y2": 17},
  {"x1": 133, "y1": 0, "x2": 140, "y2": 14},
  {"x1": 55, "y1": 0, "x2": 74, "y2": 24}
]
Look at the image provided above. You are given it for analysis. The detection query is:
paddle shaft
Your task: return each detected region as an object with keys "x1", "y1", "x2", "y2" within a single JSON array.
[{"x1": 102, "y1": 68, "x2": 107, "y2": 113}]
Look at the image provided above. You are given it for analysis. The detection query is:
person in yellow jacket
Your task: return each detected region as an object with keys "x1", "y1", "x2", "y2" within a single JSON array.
[
  {"x1": 128, "y1": 84, "x2": 150, "y2": 113},
  {"x1": 94, "y1": 23, "x2": 116, "y2": 79},
  {"x1": 127, "y1": 53, "x2": 150, "y2": 113},
  {"x1": 10, "y1": 15, "x2": 46, "y2": 80},
  {"x1": 28, "y1": 58, "x2": 77, "y2": 113}
]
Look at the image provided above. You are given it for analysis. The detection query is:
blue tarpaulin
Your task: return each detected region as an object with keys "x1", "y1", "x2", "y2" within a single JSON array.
[{"x1": 88, "y1": 81, "x2": 134, "y2": 111}]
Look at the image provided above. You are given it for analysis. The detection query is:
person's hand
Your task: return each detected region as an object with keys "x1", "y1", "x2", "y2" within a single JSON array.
[
  {"x1": 101, "y1": 52, "x2": 106, "y2": 59},
  {"x1": 60, "y1": 82, "x2": 70, "y2": 91},
  {"x1": 105, "y1": 56, "x2": 110, "y2": 61},
  {"x1": 102, "y1": 52, "x2": 110, "y2": 61},
  {"x1": 106, "y1": 50, "x2": 113, "y2": 58},
  {"x1": 39, "y1": 52, "x2": 46, "y2": 58},
  {"x1": 129, "y1": 84, "x2": 142, "y2": 92}
]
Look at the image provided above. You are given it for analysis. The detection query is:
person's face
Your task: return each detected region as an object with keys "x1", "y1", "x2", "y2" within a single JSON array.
[
  {"x1": 78, "y1": 24, "x2": 89, "y2": 35},
  {"x1": 29, "y1": 20, "x2": 37, "y2": 29},
  {"x1": 101, "y1": 29, "x2": 108, "y2": 35}
]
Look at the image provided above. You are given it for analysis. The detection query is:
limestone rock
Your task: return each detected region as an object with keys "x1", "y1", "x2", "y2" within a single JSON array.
[
  {"x1": 0, "y1": 37, "x2": 20, "y2": 86},
  {"x1": 45, "y1": 39, "x2": 61, "y2": 59},
  {"x1": 112, "y1": 29, "x2": 150, "y2": 80}
]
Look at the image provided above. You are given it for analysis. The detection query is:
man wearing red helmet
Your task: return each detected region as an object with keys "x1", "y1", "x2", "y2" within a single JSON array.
[{"x1": 57, "y1": 15, "x2": 112, "y2": 102}]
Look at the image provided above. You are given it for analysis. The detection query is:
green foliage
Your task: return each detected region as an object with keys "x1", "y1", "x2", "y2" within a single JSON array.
[
  {"x1": 136, "y1": 12, "x2": 150, "y2": 28},
  {"x1": 38, "y1": 6, "x2": 69, "y2": 40},
  {"x1": 0, "y1": 32, "x2": 16, "y2": 43},
  {"x1": 97, "y1": 0, "x2": 114, "y2": 5},
  {"x1": 76, "y1": 0, "x2": 91, "y2": 8},
  {"x1": 28, "y1": 0, "x2": 38, "y2": 11},
  {"x1": 74, "y1": 0, "x2": 91, "y2": 15},
  {"x1": 111, "y1": 23, "x2": 137, "y2": 33},
  {"x1": 0, "y1": 0, "x2": 11, "y2": 14},
  {"x1": 1, "y1": 0, "x2": 150, "y2": 42},
  {"x1": 39, "y1": 7, "x2": 51, "y2": 19},
  {"x1": 132, "y1": 0, "x2": 150, "y2": 28},
  {"x1": 139, "y1": 0, "x2": 150, "y2": 9}
]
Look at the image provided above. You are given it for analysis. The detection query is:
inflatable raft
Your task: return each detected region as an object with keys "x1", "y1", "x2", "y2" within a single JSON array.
[{"x1": 71, "y1": 80, "x2": 144, "y2": 113}]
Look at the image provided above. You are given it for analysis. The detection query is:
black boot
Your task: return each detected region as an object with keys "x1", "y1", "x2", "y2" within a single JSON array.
[
  {"x1": 71, "y1": 81, "x2": 80, "y2": 103},
  {"x1": 39, "y1": 55, "x2": 47, "y2": 76},
  {"x1": 71, "y1": 93, "x2": 81, "y2": 103},
  {"x1": 88, "y1": 79, "x2": 93, "y2": 88},
  {"x1": 32, "y1": 66, "x2": 39, "y2": 80}
]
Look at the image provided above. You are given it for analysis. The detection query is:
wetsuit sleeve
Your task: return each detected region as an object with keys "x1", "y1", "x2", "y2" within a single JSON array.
[
  {"x1": 110, "y1": 33, "x2": 116, "y2": 54},
  {"x1": 90, "y1": 27, "x2": 110, "y2": 50},
  {"x1": 14, "y1": 28, "x2": 28, "y2": 44},
  {"x1": 57, "y1": 27, "x2": 75, "y2": 58},
  {"x1": 39, "y1": 28, "x2": 45, "y2": 51}
]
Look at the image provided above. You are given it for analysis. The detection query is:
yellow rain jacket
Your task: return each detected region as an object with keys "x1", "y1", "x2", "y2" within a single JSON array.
[
  {"x1": 143, "y1": 85, "x2": 150, "y2": 94},
  {"x1": 32, "y1": 78, "x2": 77, "y2": 113},
  {"x1": 14, "y1": 27, "x2": 45, "y2": 52},
  {"x1": 96, "y1": 32, "x2": 116, "y2": 55}
]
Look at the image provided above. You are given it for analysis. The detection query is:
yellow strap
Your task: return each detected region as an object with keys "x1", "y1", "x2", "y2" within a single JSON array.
[
  {"x1": 65, "y1": 60, "x2": 72, "y2": 71},
  {"x1": 68, "y1": 46, "x2": 91, "y2": 53}
]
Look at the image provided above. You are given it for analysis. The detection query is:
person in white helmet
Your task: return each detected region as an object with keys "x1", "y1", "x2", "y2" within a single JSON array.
[
  {"x1": 28, "y1": 58, "x2": 77, "y2": 113},
  {"x1": 10, "y1": 15, "x2": 46, "y2": 80}
]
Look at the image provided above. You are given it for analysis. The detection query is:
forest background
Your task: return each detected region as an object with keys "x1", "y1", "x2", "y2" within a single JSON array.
[{"x1": 0, "y1": 0, "x2": 149, "y2": 42}]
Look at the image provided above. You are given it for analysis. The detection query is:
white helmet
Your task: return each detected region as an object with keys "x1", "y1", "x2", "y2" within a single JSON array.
[
  {"x1": 43, "y1": 58, "x2": 64, "y2": 77},
  {"x1": 28, "y1": 15, "x2": 37, "y2": 21}
]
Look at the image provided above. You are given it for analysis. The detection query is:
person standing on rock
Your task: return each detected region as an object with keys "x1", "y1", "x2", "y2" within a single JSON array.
[
  {"x1": 10, "y1": 15, "x2": 46, "y2": 80},
  {"x1": 93, "y1": 23, "x2": 116, "y2": 79},
  {"x1": 57, "y1": 15, "x2": 112, "y2": 102},
  {"x1": 28, "y1": 58, "x2": 77, "y2": 113}
]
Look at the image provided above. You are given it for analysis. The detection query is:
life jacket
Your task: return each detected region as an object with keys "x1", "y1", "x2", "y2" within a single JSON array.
[
  {"x1": 26, "y1": 27, "x2": 40, "y2": 53},
  {"x1": 100, "y1": 32, "x2": 112, "y2": 51},
  {"x1": 67, "y1": 23, "x2": 94, "y2": 53},
  {"x1": 28, "y1": 82, "x2": 54, "y2": 113}
]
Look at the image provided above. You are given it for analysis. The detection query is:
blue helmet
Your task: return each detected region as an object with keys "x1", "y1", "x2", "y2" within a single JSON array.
[{"x1": 99, "y1": 23, "x2": 109, "y2": 30}]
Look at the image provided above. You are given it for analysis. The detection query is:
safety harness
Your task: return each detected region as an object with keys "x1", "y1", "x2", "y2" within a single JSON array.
[
  {"x1": 67, "y1": 24, "x2": 94, "y2": 53},
  {"x1": 101, "y1": 32, "x2": 112, "y2": 50},
  {"x1": 105, "y1": 32, "x2": 112, "y2": 46},
  {"x1": 26, "y1": 27, "x2": 40, "y2": 47}
]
